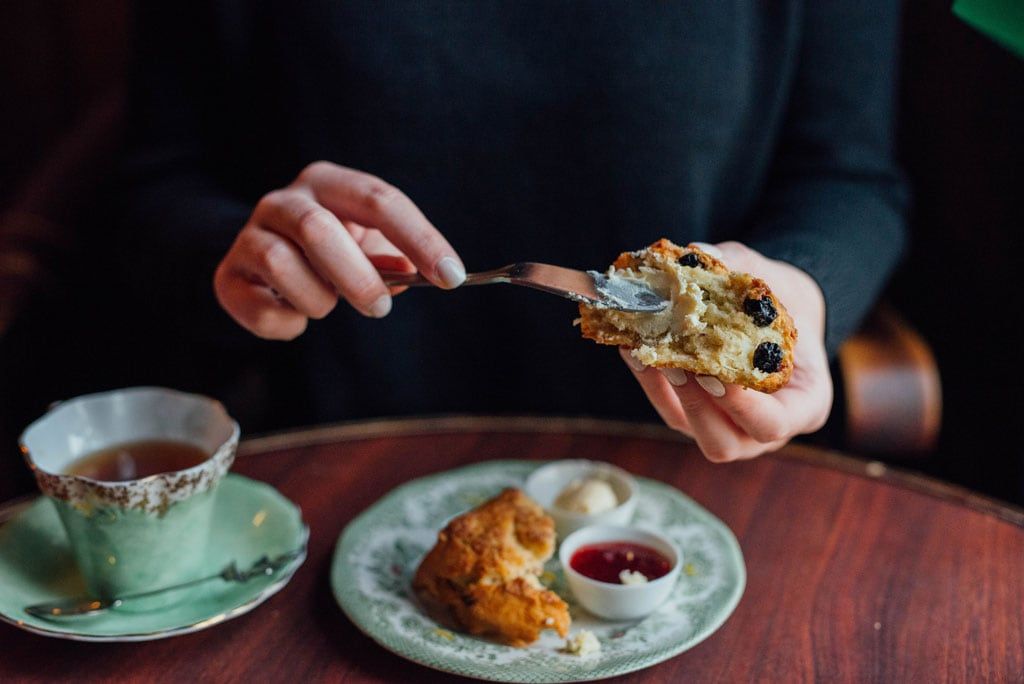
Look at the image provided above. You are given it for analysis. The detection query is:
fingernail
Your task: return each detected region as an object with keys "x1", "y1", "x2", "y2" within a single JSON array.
[
  {"x1": 367, "y1": 294, "x2": 392, "y2": 318},
  {"x1": 662, "y1": 368, "x2": 688, "y2": 386},
  {"x1": 620, "y1": 348, "x2": 645, "y2": 372},
  {"x1": 691, "y1": 242, "x2": 723, "y2": 258},
  {"x1": 696, "y1": 375, "x2": 726, "y2": 397},
  {"x1": 436, "y1": 257, "x2": 466, "y2": 289}
]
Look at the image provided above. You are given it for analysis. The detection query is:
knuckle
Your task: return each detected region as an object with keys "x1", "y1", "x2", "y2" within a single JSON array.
[
  {"x1": 718, "y1": 241, "x2": 758, "y2": 265},
  {"x1": 677, "y1": 393, "x2": 705, "y2": 415},
  {"x1": 719, "y1": 240, "x2": 749, "y2": 255},
  {"x1": 258, "y1": 240, "x2": 293, "y2": 279},
  {"x1": 408, "y1": 228, "x2": 445, "y2": 259},
  {"x1": 342, "y1": 272, "x2": 384, "y2": 305},
  {"x1": 753, "y1": 423, "x2": 789, "y2": 444},
  {"x1": 299, "y1": 160, "x2": 333, "y2": 182},
  {"x1": 703, "y1": 446, "x2": 734, "y2": 464},
  {"x1": 308, "y1": 296, "x2": 337, "y2": 320},
  {"x1": 279, "y1": 318, "x2": 308, "y2": 340},
  {"x1": 248, "y1": 312, "x2": 277, "y2": 339},
  {"x1": 360, "y1": 177, "x2": 403, "y2": 213},
  {"x1": 747, "y1": 443, "x2": 773, "y2": 459},
  {"x1": 665, "y1": 416, "x2": 688, "y2": 433},
  {"x1": 254, "y1": 190, "x2": 285, "y2": 217},
  {"x1": 727, "y1": 401, "x2": 758, "y2": 424},
  {"x1": 253, "y1": 310, "x2": 307, "y2": 340},
  {"x1": 236, "y1": 225, "x2": 265, "y2": 257},
  {"x1": 295, "y1": 206, "x2": 336, "y2": 248}
]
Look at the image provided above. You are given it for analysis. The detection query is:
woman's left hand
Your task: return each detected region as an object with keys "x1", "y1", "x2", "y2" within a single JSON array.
[{"x1": 621, "y1": 241, "x2": 833, "y2": 462}]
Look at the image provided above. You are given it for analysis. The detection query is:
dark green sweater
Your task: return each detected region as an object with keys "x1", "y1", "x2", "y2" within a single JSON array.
[{"x1": 119, "y1": 1, "x2": 906, "y2": 424}]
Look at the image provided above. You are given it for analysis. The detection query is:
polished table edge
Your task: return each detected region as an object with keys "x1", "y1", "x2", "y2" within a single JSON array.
[{"x1": 236, "y1": 414, "x2": 1024, "y2": 529}]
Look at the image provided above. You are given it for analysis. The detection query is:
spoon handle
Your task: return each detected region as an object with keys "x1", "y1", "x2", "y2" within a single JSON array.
[
  {"x1": 380, "y1": 265, "x2": 514, "y2": 288},
  {"x1": 25, "y1": 549, "x2": 303, "y2": 618},
  {"x1": 25, "y1": 571, "x2": 224, "y2": 618}
]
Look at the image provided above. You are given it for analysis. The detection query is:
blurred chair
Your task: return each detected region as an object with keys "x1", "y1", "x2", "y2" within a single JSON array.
[{"x1": 839, "y1": 306, "x2": 942, "y2": 454}]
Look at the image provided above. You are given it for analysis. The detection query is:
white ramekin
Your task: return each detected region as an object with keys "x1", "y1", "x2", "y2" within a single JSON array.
[
  {"x1": 559, "y1": 524, "x2": 681, "y2": 621},
  {"x1": 524, "y1": 459, "x2": 637, "y2": 540}
]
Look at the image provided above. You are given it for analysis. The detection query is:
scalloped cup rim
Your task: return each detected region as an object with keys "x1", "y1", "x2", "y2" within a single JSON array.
[
  {"x1": 18, "y1": 386, "x2": 240, "y2": 515},
  {"x1": 21, "y1": 423, "x2": 240, "y2": 487},
  {"x1": 19, "y1": 386, "x2": 239, "y2": 484}
]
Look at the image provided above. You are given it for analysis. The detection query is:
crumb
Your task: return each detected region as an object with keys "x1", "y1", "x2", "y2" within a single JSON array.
[{"x1": 563, "y1": 630, "x2": 601, "y2": 656}]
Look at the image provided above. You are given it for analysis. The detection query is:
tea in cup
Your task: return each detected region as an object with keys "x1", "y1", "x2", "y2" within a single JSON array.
[{"x1": 19, "y1": 387, "x2": 239, "y2": 606}]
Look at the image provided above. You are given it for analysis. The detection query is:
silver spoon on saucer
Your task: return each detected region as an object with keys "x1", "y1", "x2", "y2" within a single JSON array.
[{"x1": 25, "y1": 549, "x2": 303, "y2": 619}]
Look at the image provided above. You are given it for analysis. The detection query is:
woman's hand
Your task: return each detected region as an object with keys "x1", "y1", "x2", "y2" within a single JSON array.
[
  {"x1": 214, "y1": 161, "x2": 466, "y2": 339},
  {"x1": 621, "y1": 241, "x2": 833, "y2": 462}
]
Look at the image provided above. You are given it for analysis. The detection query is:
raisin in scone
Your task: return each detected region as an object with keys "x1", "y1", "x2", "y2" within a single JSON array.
[{"x1": 578, "y1": 239, "x2": 797, "y2": 393}]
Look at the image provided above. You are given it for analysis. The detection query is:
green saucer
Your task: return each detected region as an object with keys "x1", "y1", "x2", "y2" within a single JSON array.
[{"x1": 0, "y1": 474, "x2": 308, "y2": 641}]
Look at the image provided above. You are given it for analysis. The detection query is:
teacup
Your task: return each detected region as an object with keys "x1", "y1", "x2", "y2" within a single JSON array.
[{"x1": 20, "y1": 387, "x2": 239, "y2": 606}]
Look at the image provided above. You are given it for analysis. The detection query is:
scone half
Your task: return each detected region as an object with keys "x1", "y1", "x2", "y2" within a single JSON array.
[
  {"x1": 578, "y1": 239, "x2": 797, "y2": 393},
  {"x1": 412, "y1": 488, "x2": 571, "y2": 647}
]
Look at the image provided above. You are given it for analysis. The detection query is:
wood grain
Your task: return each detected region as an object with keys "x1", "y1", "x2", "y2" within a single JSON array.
[{"x1": 0, "y1": 417, "x2": 1021, "y2": 682}]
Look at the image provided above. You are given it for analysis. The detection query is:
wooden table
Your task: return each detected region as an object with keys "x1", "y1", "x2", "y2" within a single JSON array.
[{"x1": 1, "y1": 416, "x2": 1022, "y2": 682}]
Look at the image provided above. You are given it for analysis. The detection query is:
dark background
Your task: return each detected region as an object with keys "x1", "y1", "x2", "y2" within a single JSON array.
[{"x1": 1, "y1": 1, "x2": 1021, "y2": 504}]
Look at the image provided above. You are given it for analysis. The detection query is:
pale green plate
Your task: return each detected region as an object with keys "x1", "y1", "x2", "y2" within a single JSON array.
[
  {"x1": 332, "y1": 460, "x2": 745, "y2": 682},
  {"x1": 0, "y1": 474, "x2": 308, "y2": 641}
]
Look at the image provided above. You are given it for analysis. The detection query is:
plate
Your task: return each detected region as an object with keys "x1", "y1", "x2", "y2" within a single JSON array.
[
  {"x1": 0, "y1": 474, "x2": 308, "y2": 641},
  {"x1": 332, "y1": 460, "x2": 745, "y2": 682}
]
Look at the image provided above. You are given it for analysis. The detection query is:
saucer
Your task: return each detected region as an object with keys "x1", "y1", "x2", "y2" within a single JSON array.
[{"x1": 0, "y1": 474, "x2": 308, "y2": 641}]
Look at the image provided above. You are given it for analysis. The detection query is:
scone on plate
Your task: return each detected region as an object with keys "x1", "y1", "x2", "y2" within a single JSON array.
[
  {"x1": 578, "y1": 238, "x2": 797, "y2": 393},
  {"x1": 412, "y1": 488, "x2": 570, "y2": 647}
]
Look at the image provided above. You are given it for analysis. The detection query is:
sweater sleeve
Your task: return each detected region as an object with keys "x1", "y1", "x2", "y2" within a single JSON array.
[{"x1": 743, "y1": 1, "x2": 909, "y2": 357}]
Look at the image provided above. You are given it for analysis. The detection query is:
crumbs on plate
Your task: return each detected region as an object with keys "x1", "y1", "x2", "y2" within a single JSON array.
[{"x1": 563, "y1": 630, "x2": 601, "y2": 656}]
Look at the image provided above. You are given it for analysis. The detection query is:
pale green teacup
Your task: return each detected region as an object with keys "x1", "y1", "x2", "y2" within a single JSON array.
[{"x1": 20, "y1": 387, "x2": 239, "y2": 607}]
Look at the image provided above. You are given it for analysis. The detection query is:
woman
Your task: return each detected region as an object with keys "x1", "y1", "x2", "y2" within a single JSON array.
[{"x1": 120, "y1": 2, "x2": 906, "y2": 462}]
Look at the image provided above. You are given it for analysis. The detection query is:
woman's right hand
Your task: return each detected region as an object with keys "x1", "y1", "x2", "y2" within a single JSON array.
[{"x1": 214, "y1": 161, "x2": 466, "y2": 339}]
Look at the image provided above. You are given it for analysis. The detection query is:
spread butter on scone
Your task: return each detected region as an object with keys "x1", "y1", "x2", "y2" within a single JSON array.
[{"x1": 577, "y1": 238, "x2": 797, "y2": 393}]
